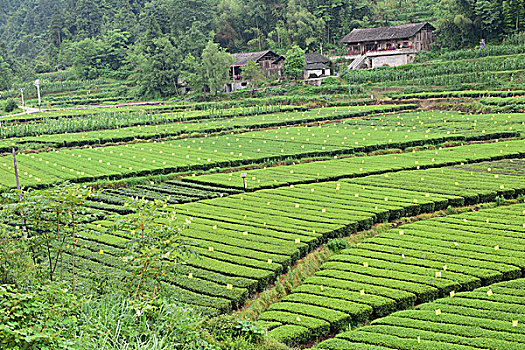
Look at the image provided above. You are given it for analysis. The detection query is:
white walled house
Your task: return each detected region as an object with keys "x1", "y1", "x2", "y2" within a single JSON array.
[{"x1": 340, "y1": 22, "x2": 436, "y2": 69}]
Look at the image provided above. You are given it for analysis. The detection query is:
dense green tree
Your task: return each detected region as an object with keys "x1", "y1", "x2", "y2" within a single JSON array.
[
  {"x1": 130, "y1": 35, "x2": 181, "y2": 97},
  {"x1": 200, "y1": 41, "x2": 235, "y2": 94},
  {"x1": 178, "y1": 21, "x2": 212, "y2": 58},
  {"x1": 74, "y1": 0, "x2": 103, "y2": 38},
  {"x1": 435, "y1": 0, "x2": 478, "y2": 48},
  {"x1": 283, "y1": 44, "x2": 305, "y2": 79},
  {"x1": 242, "y1": 60, "x2": 266, "y2": 92},
  {"x1": 0, "y1": 45, "x2": 14, "y2": 90},
  {"x1": 475, "y1": 0, "x2": 503, "y2": 39},
  {"x1": 267, "y1": 21, "x2": 290, "y2": 50},
  {"x1": 0, "y1": 0, "x2": 521, "y2": 87},
  {"x1": 502, "y1": 0, "x2": 525, "y2": 33},
  {"x1": 168, "y1": 0, "x2": 215, "y2": 34},
  {"x1": 215, "y1": 0, "x2": 245, "y2": 50},
  {"x1": 180, "y1": 53, "x2": 204, "y2": 93},
  {"x1": 71, "y1": 38, "x2": 105, "y2": 79},
  {"x1": 103, "y1": 30, "x2": 131, "y2": 77},
  {"x1": 48, "y1": 6, "x2": 64, "y2": 47},
  {"x1": 0, "y1": 56, "x2": 12, "y2": 90},
  {"x1": 112, "y1": 1, "x2": 139, "y2": 39},
  {"x1": 286, "y1": 0, "x2": 325, "y2": 49}
]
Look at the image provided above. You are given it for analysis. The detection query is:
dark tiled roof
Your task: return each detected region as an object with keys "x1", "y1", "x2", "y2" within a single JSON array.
[
  {"x1": 230, "y1": 50, "x2": 283, "y2": 66},
  {"x1": 340, "y1": 22, "x2": 435, "y2": 44},
  {"x1": 305, "y1": 52, "x2": 331, "y2": 64},
  {"x1": 305, "y1": 62, "x2": 330, "y2": 70}
]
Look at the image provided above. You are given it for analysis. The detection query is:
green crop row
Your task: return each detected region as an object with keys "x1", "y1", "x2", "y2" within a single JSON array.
[
  {"x1": 343, "y1": 55, "x2": 525, "y2": 85},
  {"x1": 392, "y1": 89, "x2": 525, "y2": 100},
  {"x1": 159, "y1": 166, "x2": 525, "y2": 311},
  {"x1": 317, "y1": 277, "x2": 525, "y2": 349},
  {"x1": 480, "y1": 96, "x2": 525, "y2": 107},
  {"x1": 3, "y1": 104, "x2": 412, "y2": 153},
  {"x1": 26, "y1": 95, "x2": 134, "y2": 108},
  {"x1": 1, "y1": 105, "x2": 298, "y2": 139},
  {"x1": 13, "y1": 108, "x2": 519, "y2": 155},
  {"x1": 1, "y1": 105, "x2": 431, "y2": 189},
  {"x1": 88, "y1": 180, "x2": 239, "y2": 208},
  {"x1": 348, "y1": 166, "x2": 525, "y2": 204},
  {"x1": 263, "y1": 203, "x2": 525, "y2": 345},
  {"x1": 64, "y1": 237, "x2": 250, "y2": 312},
  {"x1": 1, "y1": 79, "x2": 121, "y2": 99},
  {"x1": 43, "y1": 161, "x2": 525, "y2": 316},
  {"x1": 186, "y1": 140, "x2": 525, "y2": 190},
  {"x1": 0, "y1": 102, "x2": 192, "y2": 123}
]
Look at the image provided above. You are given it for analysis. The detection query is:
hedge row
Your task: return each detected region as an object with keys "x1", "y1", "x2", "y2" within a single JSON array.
[{"x1": 392, "y1": 90, "x2": 525, "y2": 100}]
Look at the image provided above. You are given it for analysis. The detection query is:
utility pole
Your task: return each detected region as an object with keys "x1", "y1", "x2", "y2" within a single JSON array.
[
  {"x1": 12, "y1": 148, "x2": 21, "y2": 197},
  {"x1": 34, "y1": 79, "x2": 41, "y2": 111},
  {"x1": 20, "y1": 88, "x2": 24, "y2": 106}
]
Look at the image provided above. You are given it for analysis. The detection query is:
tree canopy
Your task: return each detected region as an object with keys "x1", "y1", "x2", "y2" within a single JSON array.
[{"x1": 0, "y1": 0, "x2": 522, "y2": 94}]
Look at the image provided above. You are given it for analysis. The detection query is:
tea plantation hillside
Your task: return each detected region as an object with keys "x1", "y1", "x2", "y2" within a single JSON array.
[{"x1": 2, "y1": 30, "x2": 525, "y2": 349}]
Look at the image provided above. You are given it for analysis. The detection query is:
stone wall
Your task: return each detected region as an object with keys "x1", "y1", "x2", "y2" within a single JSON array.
[{"x1": 371, "y1": 54, "x2": 414, "y2": 68}]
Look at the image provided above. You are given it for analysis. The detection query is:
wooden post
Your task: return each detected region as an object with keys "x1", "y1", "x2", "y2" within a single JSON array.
[{"x1": 12, "y1": 148, "x2": 27, "y2": 237}]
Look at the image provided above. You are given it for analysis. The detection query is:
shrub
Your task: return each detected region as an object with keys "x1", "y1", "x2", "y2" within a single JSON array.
[
  {"x1": 4, "y1": 98, "x2": 17, "y2": 113},
  {"x1": 76, "y1": 294, "x2": 214, "y2": 349},
  {"x1": 326, "y1": 238, "x2": 349, "y2": 252},
  {"x1": 0, "y1": 283, "x2": 81, "y2": 349},
  {"x1": 322, "y1": 76, "x2": 339, "y2": 85},
  {"x1": 206, "y1": 314, "x2": 266, "y2": 343},
  {"x1": 495, "y1": 195, "x2": 507, "y2": 205}
]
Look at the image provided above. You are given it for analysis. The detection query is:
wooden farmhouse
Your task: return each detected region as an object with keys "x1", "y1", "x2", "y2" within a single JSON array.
[
  {"x1": 340, "y1": 22, "x2": 435, "y2": 69},
  {"x1": 226, "y1": 50, "x2": 285, "y2": 92},
  {"x1": 304, "y1": 53, "x2": 332, "y2": 80}
]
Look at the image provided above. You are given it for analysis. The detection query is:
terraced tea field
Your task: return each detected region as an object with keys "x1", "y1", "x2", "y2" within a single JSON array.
[
  {"x1": 2, "y1": 100, "x2": 525, "y2": 349},
  {"x1": 187, "y1": 140, "x2": 524, "y2": 190},
  {"x1": 1, "y1": 108, "x2": 523, "y2": 189},
  {"x1": 63, "y1": 164, "x2": 525, "y2": 316},
  {"x1": 318, "y1": 277, "x2": 525, "y2": 349},
  {"x1": 262, "y1": 204, "x2": 525, "y2": 344}
]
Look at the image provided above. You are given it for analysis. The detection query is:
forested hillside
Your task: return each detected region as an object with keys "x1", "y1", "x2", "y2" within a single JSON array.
[{"x1": 0, "y1": 0, "x2": 523, "y2": 93}]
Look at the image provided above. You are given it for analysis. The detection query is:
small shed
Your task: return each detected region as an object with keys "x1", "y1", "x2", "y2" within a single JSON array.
[{"x1": 304, "y1": 53, "x2": 332, "y2": 79}]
